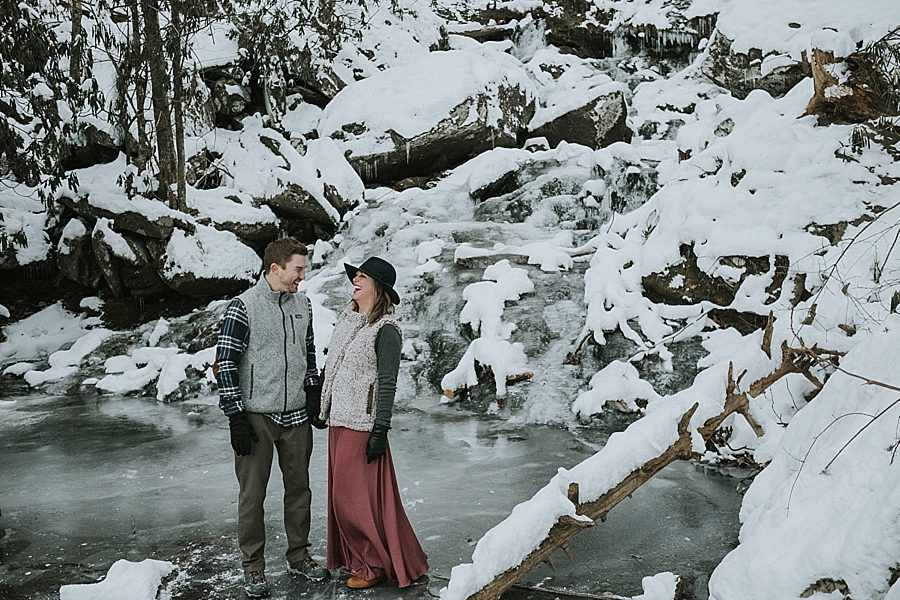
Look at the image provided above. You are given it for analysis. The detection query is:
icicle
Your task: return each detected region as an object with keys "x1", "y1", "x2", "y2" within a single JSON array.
[{"x1": 405, "y1": 140, "x2": 410, "y2": 165}]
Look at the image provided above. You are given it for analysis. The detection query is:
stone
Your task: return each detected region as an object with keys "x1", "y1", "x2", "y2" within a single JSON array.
[
  {"x1": 265, "y1": 183, "x2": 337, "y2": 227},
  {"x1": 320, "y1": 50, "x2": 536, "y2": 184},
  {"x1": 530, "y1": 89, "x2": 632, "y2": 150},
  {"x1": 57, "y1": 218, "x2": 102, "y2": 288},
  {"x1": 58, "y1": 195, "x2": 175, "y2": 239},
  {"x1": 91, "y1": 226, "x2": 127, "y2": 298},
  {"x1": 642, "y1": 244, "x2": 789, "y2": 309},
  {"x1": 158, "y1": 226, "x2": 259, "y2": 298},
  {"x1": 63, "y1": 122, "x2": 121, "y2": 171},
  {"x1": 700, "y1": 31, "x2": 809, "y2": 99}
]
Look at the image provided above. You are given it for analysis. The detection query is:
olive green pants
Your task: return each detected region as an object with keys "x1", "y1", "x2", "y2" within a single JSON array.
[{"x1": 234, "y1": 414, "x2": 313, "y2": 572}]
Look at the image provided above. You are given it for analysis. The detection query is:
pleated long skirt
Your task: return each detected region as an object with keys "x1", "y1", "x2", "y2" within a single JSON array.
[{"x1": 326, "y1": 426, "x2": 429, "y2": 587}]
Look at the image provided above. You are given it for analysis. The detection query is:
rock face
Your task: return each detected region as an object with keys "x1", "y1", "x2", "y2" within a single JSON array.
[
  {"x1": 642, "y1": 244, "x2": 789, "y2": 308},
  {"x1": 59, "y1": 195, "x2": 176, "y2": 239},
  {"x1": 530, "y1": 90, "x2": 632, "y2": 150},
  {"x1": 700, "y1": 31, "x2": 809, "y2": 99},
  {"x1": 205, "y1": 67, "x2": 252, "y2": 117},
  {"x1": 319, "y1": 50, "x2": 537, "y2": 184},
  {"x1": 542, "y1": 0, "x2": 615, "y2": 58},
  {"x1": 57, "y1": 218, "x2": 101, "y2": 289},
  {"x1": 158, "y1": 225, "x2": 260, "y2": 299},
  {"x1": 481, "y1": 0, "x2": 716, "y2": 60}
]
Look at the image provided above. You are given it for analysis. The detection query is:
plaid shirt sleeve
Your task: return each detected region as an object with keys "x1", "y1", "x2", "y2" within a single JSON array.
[{"x1": 216, "y1": 298, "x2": 249, "y2": 416}]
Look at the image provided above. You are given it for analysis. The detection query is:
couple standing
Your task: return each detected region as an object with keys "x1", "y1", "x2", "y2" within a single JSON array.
[{"x1": 215, "y1": 237, "x2": 428, "y2": 598}]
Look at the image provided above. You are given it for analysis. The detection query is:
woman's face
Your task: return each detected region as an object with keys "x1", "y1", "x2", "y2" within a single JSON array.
[{"x1": 352, "y1": 270, "x2": 378, "y2": 308}]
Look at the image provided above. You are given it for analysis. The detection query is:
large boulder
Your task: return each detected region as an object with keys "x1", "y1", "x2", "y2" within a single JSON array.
[
  {"x1": 63, "y1": 122, "x2": 121, "y2": 171},
  {"x1": 642, "y1": 244, "x2": 789, "y2": 308},
  {"x1": 158, "y1": 224, "x2": 260, "y2": 298},
  {"x1": 92, "y1": 218, "x2": 138, "y2": 298},
  {"x1": 260, "y1": 137, "x2": 361, "y2": 231},
  {"x1": 530, "y1": 89, "x2": 631, "y2": 149},
  {"x1": 525, "y1": 49, "x2": 632, "y2": 149},
  {"x1": 319, "y1": 50, "x2": 537, "y2": 184}
]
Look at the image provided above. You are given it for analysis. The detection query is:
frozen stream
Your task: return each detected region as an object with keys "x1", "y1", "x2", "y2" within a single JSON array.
[{"x1": 0, "y1": 391, "x2": 742, "y2": 599}]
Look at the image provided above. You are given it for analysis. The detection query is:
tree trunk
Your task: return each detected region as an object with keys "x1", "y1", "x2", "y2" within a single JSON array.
[
  {"x1": 129, "y1": 0, "x2": 151, "y2": 172},
  {"x1": 69, "y1": 0, "x2": 83, "y2": 83},
  {"x1": 170, "y1": 3, "x2": 187, "y2": 212},
  {"x1": 140, "y1": 0, "x2": 177, "y2": 205}
]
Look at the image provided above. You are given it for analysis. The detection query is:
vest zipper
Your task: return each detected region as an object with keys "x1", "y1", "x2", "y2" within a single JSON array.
[
  {"x1": 367, "y1": 384, "x2": 374, "y2": 414},
  {"x1": 280, "y1": 294, "x2": 289, "y2": 412}
]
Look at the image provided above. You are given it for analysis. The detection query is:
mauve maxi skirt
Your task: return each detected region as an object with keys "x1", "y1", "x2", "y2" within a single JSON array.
[{"x1": 326, "y1": 426, "x2": 429, "y2": 587}]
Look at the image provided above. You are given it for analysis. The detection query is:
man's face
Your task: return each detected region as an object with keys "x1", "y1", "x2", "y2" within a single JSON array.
[{"x1": 269, "y1": 253, "x2": 307, "y2": 293}]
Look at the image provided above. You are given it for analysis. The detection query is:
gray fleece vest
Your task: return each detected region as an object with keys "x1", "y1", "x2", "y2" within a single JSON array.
[{"x1": 236, "y1": 277, "x2": 309, "y2": 414}]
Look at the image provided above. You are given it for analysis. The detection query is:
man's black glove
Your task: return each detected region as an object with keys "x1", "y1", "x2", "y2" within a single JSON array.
[
  {"x1": 305, "y1": 384, "x2": 327, "y2": 429},
  {"x1": 366, "y1": 423, "x2": 390, "y2": 463},
  {"x1": 228, "y1": 413, "x2": 258, "y2": 456}
]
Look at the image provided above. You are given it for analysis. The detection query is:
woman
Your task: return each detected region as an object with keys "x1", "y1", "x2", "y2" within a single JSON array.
[{"x1": 319, "y1": 256, "x2": 428, "y2": 589}]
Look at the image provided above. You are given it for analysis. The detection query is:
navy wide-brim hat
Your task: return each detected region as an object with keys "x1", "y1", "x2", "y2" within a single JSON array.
[{"x1": 345, "y1": 256, "x2": 400, "y2": 305}]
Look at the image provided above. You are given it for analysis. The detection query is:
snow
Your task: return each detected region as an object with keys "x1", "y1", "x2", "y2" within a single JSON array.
[
  {"x1": 319, "y1": 49, "x2": 538, "y2": 155},
  {"x1": 0, "y1": 303, "x2": 102, "y2": 363},
  {"x1": 94, "y1": 217, "x2": 137, "y2": 263},
  {"x1": 572, "y1": 360, "x2": 663, "y2": 416},
  {"x1": 715, "y1": 0, "x2": 900, "y2": 57},
  {"x1": 23, "y1": 328, "x2": 113, "y2": 386},
  {"x1": 0, "y1": 183, "x2": 50, "y2": 265},
  {"x1": 441, "y1": 260, "x2": 535, "y2": 398},
  {"x1": 59, "y1": 218, "x2": 87, "y2": 255},
  {"x1": 709, "y1": 321, "x2": 900, "y2": 599},
  {"x1": 59, "y1": 558, "x2": 175, "y2": 600},
  {"x1": 2, "y1": 2, "x2": 900, "y2": 600},
  {"x1": 161, "y1": 224, "x2": 259, "y2": 281}
]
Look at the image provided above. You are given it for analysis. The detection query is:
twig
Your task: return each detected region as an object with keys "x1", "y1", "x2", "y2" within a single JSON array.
[{"x1": 822, "y1": 396, "x2": 900, "y2": 471}]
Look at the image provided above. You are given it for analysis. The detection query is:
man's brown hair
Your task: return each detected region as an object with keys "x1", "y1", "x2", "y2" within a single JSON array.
[{"x1": 263, "y1": 237, "x2": 308, "y2": 273}]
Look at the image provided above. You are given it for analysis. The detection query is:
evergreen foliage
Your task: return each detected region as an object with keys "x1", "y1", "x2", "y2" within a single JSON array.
[{"x1": 0, "y1": 0, "x2": 99, "y2": 201}]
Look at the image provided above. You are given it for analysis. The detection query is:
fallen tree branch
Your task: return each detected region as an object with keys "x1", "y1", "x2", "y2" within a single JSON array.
[
  {"x1": 461, "y1": 342, "x2": 853, "y2": 600},
  {"x1": 468, "y1": 405, "x2": 698, "y2": 600}
]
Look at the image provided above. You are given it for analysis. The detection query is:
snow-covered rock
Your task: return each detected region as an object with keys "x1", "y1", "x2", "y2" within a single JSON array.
[
  {"x1": 158, "y1": 225, "x2": 260, "y2": 298},
  {"x1": 319, "y1": 50, "x2": 538, "y2": 183}
]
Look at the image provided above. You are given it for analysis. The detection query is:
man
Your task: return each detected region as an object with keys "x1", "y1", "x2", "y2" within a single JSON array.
[{"x1": 216, "y1": 237, "x2": 330, "y2": 598}]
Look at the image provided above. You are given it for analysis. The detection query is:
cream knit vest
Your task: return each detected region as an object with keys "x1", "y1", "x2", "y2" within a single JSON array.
[{"x1": 320, "y1": 307, "x2": 400, "y2": 432}]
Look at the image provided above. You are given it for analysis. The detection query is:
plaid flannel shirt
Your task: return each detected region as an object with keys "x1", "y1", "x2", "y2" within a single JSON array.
[{"x1": 216, "y1": 296, "x2": 320, "y2": 427}]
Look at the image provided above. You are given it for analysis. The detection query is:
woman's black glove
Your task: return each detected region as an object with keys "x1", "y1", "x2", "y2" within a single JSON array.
[
  {"x1": 366, "y1": 423, "x2": 390, "y2": 463},
  {"x1": 305, "y1": 384, "x2": 327, "y2": 429},
  {"x1": 228, "y1": 413, "x2": 258, "y2": 456}
]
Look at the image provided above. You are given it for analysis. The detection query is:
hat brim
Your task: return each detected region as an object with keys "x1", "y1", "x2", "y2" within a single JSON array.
[{"x1": 344, "y1": 263, "x2": 400, "y2": 305}]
